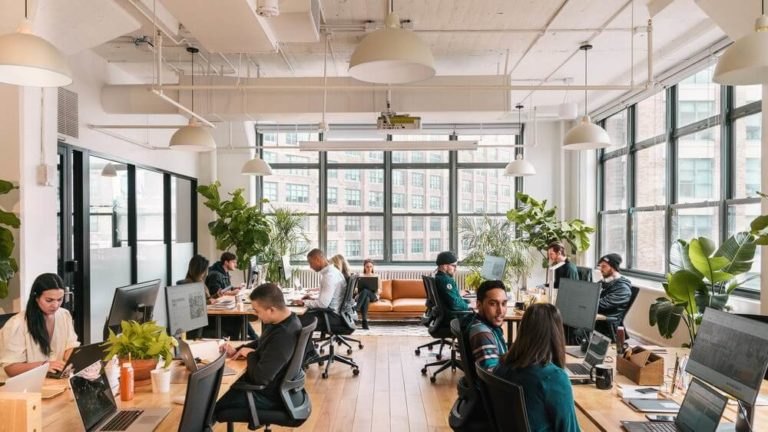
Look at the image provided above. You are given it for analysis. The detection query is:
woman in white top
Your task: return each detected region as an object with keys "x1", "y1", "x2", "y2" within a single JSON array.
[{"x1": 1, "y1": 273, "x2": 80, "y2": 377}]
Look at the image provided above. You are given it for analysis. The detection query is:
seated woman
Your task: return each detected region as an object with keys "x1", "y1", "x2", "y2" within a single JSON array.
[
  {"x1": 0, "y1": 273, "x2": 80, "y2": 377},
  {"x1": 329, "y1": 254, "x2": 352, "y2": 282},
  {"x1": 177, "y1": 254, "x2": 213, "y2": 304},
  {"x1": 493, "y1": 303, "x2": 581, "y2": 432},
  {"x1": 355, "y1": 258, "x2": 381, "y2": 329}
]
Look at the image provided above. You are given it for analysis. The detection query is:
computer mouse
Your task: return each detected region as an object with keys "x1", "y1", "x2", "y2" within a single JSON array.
[{"x1": 172, "y1": 396, "x2": 186, "y2": 405}]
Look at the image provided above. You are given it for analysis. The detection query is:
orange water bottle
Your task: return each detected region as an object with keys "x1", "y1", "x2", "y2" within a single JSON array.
[{"x1": 120, "y1": 357, "x2": 134, "y2": 401}]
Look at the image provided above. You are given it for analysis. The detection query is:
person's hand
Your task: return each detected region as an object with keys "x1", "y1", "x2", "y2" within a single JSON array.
[
  {"x1": 46, "y1": 360, "x2": 67, "y2": 373},
  {"x1": 219, "y1": 343, "x2": 236, "y2": 357},
  {"x1": 224, "y1": 288, "x2": 240, "y2": 296},
  {"x1": 301, "y1": 294, "x2": 312, "y2": 300},
  {"x1": 232, "y1": 347, "x2": 255, "y2": 360},
  {"x1": 292, "y1": 299, "x2": 305, "y2": 307}
]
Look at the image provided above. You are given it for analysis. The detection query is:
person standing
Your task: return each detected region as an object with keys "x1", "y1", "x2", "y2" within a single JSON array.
[{"x1": 547, "y1": 242, "x2": 579, "y2": 289}]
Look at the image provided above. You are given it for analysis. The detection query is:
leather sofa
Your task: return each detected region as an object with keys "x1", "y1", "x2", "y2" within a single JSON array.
[{"x1": 364, "y1": 279, "x2": 427, "y2": 319}]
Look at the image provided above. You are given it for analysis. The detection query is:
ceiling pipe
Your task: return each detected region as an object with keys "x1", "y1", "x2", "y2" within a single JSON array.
[
  {"x1": 156, "y1": 83, "x2": 640, "y2": 92},
  {"x1": 321, "y1": 25, "x2": 639, "y2": 34}
]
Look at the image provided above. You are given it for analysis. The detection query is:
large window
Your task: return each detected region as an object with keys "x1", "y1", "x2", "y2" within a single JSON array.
[{"x1": 598, "y1": 66, "x2": 762, "y2": 295}]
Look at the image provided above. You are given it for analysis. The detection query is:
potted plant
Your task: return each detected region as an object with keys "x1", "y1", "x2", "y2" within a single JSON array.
[
  {"x1": 458, "y1": 215, "x2": 534, "y2": 292},
  {"x1": 101, "y1": 320, "x2": 178, "y2": 380},
  {"x1": 0, "y1": 179, "x2": 20, "y2": 299},
  {"x1": 260, "y1": 205, "x2": 310, "y2": 285},
  {"x1": 506, "y1": 192, "x2": 595, "y2": 267},
  {"x1": 751, "y1": 192, "x2": 768, "y2": 244},
  {"x1": 649, "y1": 233, "x2": 758, "y2": 347},
  {"x1": 197, "y1": 181, "x2": 272, "y2": 280}
]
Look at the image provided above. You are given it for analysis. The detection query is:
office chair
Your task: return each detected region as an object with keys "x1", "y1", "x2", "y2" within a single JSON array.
[
  {"x1": 217, "y1": 318, "x2": 317, "y2": 432},
  {"x1": 576, "y1": 266, "x2": 593, "y2": 282},
  {"x1": 0, "y1": 312, "x2": 17, "y2": 329},
  {"x1": 307, "y1": 275, "x2": 361, "y2": 379},
  {"x1": 448, "y1": 318, "x2": 494, "y2": 432},
  {"x1": 476, "y1": 365, "x2": 531, "y2": 432},
  {"x1": 178, "y1": 352, "x2": 226, "y2": 432},
  {"x1": 415, "y1": 275, "x2": 449, "y2": 360},
  {"x1": 605, "y1": 285, "x2": 640, "y2": 342},
  {"x1": 420, "y1": 275, "x2": 470, "y2": 383}
]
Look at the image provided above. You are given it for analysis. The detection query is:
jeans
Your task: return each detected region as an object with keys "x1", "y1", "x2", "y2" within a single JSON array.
[{"x1": 355, "y1": 290, "x2": 377, "y2": 322}]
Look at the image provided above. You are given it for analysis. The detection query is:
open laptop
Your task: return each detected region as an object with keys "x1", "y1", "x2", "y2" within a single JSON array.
[
  {"x1": 178, "y1": 338, "x2": 235, "y2": 376},
  {"x1": 69, "y1": 361, "x2": 170, "y2": 432},
  {"x1": 47, "y1": 342, "x2": 107, "y2": 379},
  {"x1": 357, "y1": 276, "x2": 379, "y2": 294},
  {"x1": 0, "y1": 363, "x2": 65, "y2": 399},
  {"x1": 564, "y1": 331, "x2": 611, "y2": 380},
  {"x1": 622, "y1": 378, "x2": 728, "y2": 432}
]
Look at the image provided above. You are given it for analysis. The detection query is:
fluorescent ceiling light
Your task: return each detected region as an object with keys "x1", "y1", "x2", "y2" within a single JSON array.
[
  {"x1": 714, "y1": 13, "x2": 768, "y2": 85},
  {"x1": 0, "y1": 19, "x2": 72, "y2": 87},
  {"x1": 348, "y1": 12, "x2": 435, "y2": 84},
  {"x1": 241, "y1": 157, "x2": 273, "y2": 176},
  {"x1": 299, "y1": 140, "x2": 477, "y2": 151},
  {"x1": 504, "y1": 155, "x2": 536, "y2": 177}
]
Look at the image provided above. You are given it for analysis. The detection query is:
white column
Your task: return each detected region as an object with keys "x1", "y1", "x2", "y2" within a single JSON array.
[{"x1": 762, "y1": 85, "x2": 768, "y2": 315}]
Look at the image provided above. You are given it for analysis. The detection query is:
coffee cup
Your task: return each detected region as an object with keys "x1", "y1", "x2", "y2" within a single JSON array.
[
  {"x1": 150, "y1": 368, "x2": 171, "y2": 393},
  {"x1": 590, "y1": 364, "x2": 613, "y2": 390}
]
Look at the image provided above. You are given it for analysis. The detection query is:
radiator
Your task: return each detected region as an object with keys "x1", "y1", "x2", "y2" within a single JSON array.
[{"x1": 295, "y1": 268, "x2": 470, "y2": 290}]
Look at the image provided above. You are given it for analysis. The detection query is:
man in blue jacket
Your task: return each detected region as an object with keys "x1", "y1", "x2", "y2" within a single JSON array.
[{"x1": 433, "y1": 251, "x2": 470, "y2": 322}]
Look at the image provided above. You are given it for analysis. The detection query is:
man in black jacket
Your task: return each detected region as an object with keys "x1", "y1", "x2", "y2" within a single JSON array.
[
  {"x1": 205, "y1": 252, "x2": 241, "y2": 299},
  {"x1": 595, "y1": 253, "x2": 632, "y2": 338},
  {"x1": 214, "y1": 283, "x2": 302, "y2": 412}
]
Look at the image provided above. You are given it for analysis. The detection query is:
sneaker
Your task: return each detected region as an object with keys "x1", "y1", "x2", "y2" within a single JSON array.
[{"x1": 361, "y1": 320, "x2": 369, "y2": 330}]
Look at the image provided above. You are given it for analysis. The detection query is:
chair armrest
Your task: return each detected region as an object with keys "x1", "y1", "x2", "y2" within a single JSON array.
[{"x1": 232, "y1": 382, "x2": 267, "y2": 392}]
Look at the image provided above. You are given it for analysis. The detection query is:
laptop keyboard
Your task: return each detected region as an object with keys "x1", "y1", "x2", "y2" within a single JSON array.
[
  {"x1": 567, "y1": 363, "x2": 591, "y2": 376},
  {"x1": 640, "y1": 422, "x2": 676, "y2": 432},
  {"x1": 100, "y1": 410, "x2": 143, "y2": 431}
]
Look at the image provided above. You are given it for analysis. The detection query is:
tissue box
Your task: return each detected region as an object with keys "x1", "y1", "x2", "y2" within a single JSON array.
[{"x1": 616, "y1": 347, "x2": 664, "y2": 385}]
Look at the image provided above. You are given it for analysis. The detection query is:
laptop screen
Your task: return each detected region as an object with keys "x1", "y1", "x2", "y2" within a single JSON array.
[
  {"x1": 675, "y1": 379, "x2": 727, "y2": 432},
  {"x1": 69, "y1": 361, "x2": 117, "y2": 431},
  {"x1": 584, "y1": 332, "x2": 610, "y2": 367}
]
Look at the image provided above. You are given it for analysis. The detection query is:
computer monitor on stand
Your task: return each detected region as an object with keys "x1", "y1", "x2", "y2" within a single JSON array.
[
  {"x1": 686, "y1": 308, "x2": 768, "y2": 432},
  {"x1": 246, "y1": 256, "x2": 259, "y2": 289},
  {"x1": 555, "y1": 279, "x2": 601, "y2": 358},
  {"x1": 278, "y1": 254, "x2": 292, "y2": 288},
  {"x1": 103, "y1": 279, "x2": 161, "y2": 341},
  {"x1": 165, "y1": 282, "x2": 209, "y2": 338}
]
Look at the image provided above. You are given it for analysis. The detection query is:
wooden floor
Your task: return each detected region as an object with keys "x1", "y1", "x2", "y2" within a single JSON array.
[{"x1": 216, "y1": 334, "x2": 599, "y2": 432}]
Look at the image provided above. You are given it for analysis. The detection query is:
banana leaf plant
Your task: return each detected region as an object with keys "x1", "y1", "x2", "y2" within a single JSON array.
[
  {"x1": 650, "y1": 233, "x2": 758, "y2": 347},
  {"x1": 751, "y1": 192, "x2": 768, "y2": 246}
]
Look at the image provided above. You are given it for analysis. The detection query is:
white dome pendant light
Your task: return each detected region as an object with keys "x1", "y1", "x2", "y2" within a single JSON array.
[
  {"x1": 505, "y1": 104, "x2": 536, "y2": 177},
  {"x1": 241, "y1": 156, "x2": 273, "y2": 176},
  {"x1": 714, "y1": 0, "x2": 768, "y2": 85},
  {"x1": 563, "y1": 44, "x2": 611, "y2": 150},
  {"x1": 348, "y1": 0, "x2": 435, "y2": 84},
  {"x1": 0, "y1": 0, "x2": 72, "y2": 87},
  {"x1": 169, "y1": 47, "x2": 216, "y2": 152}
]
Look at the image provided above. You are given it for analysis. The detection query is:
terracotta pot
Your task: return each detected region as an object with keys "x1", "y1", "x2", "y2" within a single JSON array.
[{"x1": 119, "y1": 357, "x2": 159, "y2": 381}]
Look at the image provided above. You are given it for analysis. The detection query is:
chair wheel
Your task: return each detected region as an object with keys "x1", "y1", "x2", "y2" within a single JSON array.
[
  {"x1": 322, "y1": 372, "x2": 328, "y2": 379},
  {"x1": 421, "y1": 368, "x2": 427, "y2": 375},
  {"x1": 436, "y1": 354, "x2": 443, "y2": 361},
  {"x1": 347, "y1": 349, "x2": 353, "y2": 355},
  {"x1": 352, "y1": 368, "x2": 360, "y2": 376},
  {"x1": 319, "y1": 348, "x2": 324, "y2": 354},
  {"x1": 430, "y1": 376, "x2": 437, "y2": 383},
  {"x1": 358, "y1": 344, "x2": 363, "y2": 349},
  {"x1": 415, "y1": 349, "x2": 421, "y2": 356}
]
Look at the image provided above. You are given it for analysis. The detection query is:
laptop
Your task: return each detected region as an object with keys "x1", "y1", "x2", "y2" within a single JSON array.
[
  {"x1": 178, "y1": 338, "x2": 235, "y2": 376},
  {"x1": 564, "y1": 331, "x2": 611, "y2": 380},
  {"x1": 48, "y1": 342, "x2": 107, "y2": 379},
  {"x1": 357, "y1": 276, "x2": 379, "y2": 294},
  {"x1": 622, "y1": 378, "x2": 728, "y2": 432},
  {"x1": 69, "y1": 361, "x2": 170, "y2": 432},
  {"x1": 1, "y1": 362, "x2": 48, "y2": 393}
]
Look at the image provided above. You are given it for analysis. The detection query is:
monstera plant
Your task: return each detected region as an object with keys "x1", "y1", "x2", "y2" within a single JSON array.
[
  {"x1": 0, "y1": 179, "x2": 20, "y2": 299},
  {"x1": 649, "y1": 233, "x2": 758, "y2": 347}
]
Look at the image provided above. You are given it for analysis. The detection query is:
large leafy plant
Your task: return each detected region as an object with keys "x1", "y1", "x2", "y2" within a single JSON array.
[
  {"x1": 197, "y1": 181, "x2": 272, "y2": 275},
  {"x1": 0, "y1": 179, "x2": 20, "y2": 299},
  {"x1": 649, "y1": 233, "x2": 757, "y2": 347},
  {"x1": 751, "y1": 192, "x2": 768, "y2": 245},
  {"x1": 101, "y1": 320, "x2": 178, "y2": 368},
  {"x1": 459, "y1": 215, "x2": 534, "y2": 290},
  {"x1": 506, "y1": 192, "x2": 595, "y2": 267},
  {"x1": 261, "y1": 205, "x2": 310, "y2": 285}
]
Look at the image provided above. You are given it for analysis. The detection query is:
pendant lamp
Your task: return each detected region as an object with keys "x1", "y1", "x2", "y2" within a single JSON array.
[
  {"x1": 169, "y1": 47, "x2": 216, "y2": 152},
  {"x1": 713, "y1": 1, "x2": 768, "y2": 85},
  {"x1": 505, "y1": 104, "x2": 536, "y2": 177},
  {"x1": 348, "y1": 3, "x2": 435, "y2": 84},
  {"x1": 563, "y1": 44, "x2": 611, "y2": 150},
  {"x1": 101, "y1": 163, "x2": 118, "y2": 177},
  {"x1": 0, "y1": 1, "x2": 72, "y2": 87},
  {"x1": 241, "y1": 156, "x2": 273, "y2": 176}
]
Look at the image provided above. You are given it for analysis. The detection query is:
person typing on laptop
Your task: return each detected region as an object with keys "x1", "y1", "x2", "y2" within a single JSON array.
[
  {"x1": 0, "y1": 273, "x2": 80, "y2": 378},
  {"x1": 355, "y1": 258, "x2": 381, "y2": 330},
  {"x1": 494, "y1": 303, "x2": 581, "y2": 432},
  {"x1": 215, "y1": 283, "x2": 302, "y2": 414}
]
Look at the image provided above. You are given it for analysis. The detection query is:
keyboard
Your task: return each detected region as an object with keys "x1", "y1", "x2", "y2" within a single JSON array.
[
  {"x1": 100, "y1": 409, "x2": 143, "y2": 431},
  {"x1": 566, "y1": 362, "x2": 591, "y2": 376},
  {"x1": 635, "y1": 422, "x2": 676, "y2": 432}
]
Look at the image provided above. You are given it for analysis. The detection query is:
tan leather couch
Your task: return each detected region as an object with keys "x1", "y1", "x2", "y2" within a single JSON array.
[{"x1": 365, "y1": 279, "x2": 427, "y2": 319}]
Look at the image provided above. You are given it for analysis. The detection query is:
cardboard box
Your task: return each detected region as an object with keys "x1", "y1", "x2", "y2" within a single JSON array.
[
  {"x1": 0, "y1": 392, "x2": 42, "y2": 432},
  {"x1": 616, "y1": 346, "x2": 664, "y2": 385}
]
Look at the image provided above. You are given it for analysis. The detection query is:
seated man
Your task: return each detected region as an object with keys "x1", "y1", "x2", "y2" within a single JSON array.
[
  {"x1": 215, "y1": 283, "x2": 302, "y2": 414},
  {"x1": 433, "y1": 251, "x2": 470, "y2": 323},
  {"x1": 468, "y1": 280, "x2": 508, "y2": 371},
  {"x1": 595, "y1": 253, "x2": 632, "y2": 338}
]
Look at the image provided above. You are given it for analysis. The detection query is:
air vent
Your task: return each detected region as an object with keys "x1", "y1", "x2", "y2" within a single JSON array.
[{"x1": 57, "y1": 88, "x2": 79, "y2": 139}]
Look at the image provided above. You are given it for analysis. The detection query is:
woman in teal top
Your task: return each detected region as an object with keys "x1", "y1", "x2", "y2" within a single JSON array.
[{"x1": 493, "y1": 303, "x2": 581, "y2": 432}]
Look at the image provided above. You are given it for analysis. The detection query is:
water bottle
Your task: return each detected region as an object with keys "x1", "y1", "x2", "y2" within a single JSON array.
[{"x1": 120, "y1": 360, "x2": 134, "y2": 401}]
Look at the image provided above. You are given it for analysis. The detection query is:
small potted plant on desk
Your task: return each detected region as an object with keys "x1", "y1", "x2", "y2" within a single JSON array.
[{"x1": 101, "y1": 320, "x2": 178, "y2": 381}]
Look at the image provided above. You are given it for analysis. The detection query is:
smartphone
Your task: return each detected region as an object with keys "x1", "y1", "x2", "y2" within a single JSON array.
[{"x1": 646, "y1": 414, "x2": 675, "y2": 422}]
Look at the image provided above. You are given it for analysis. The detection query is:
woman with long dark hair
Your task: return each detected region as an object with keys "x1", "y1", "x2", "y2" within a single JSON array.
[
  {"x1": 0, "y1": 273, "x2": 80, "y2": 377},
  {"x1": 177, "y1": 254, "x2": 212, "y2": 304},
  {"x1": 494, "y1": 303, "x2": 580, "y2": 432}
]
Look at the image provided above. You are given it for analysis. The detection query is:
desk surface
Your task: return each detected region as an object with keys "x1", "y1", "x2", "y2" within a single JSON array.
[{"x1": 207, "y1": 303, "x2": 307, "y2": 316}]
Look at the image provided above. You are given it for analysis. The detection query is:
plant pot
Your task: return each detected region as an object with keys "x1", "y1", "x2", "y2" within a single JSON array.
[{"x1": 119, "y1": 357, "x2": 158, "y2": 381}]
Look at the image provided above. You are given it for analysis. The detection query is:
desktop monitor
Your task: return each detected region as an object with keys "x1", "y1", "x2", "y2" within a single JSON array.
[
  {"x1": 554, "y1": 279, "x2": 601, "y2": 331},
  {"x1": 281, "y1": 255, "x2": 292, "y2": 281},
  {"x1": 247, "y1": 256, "x2": 259, "y2": 288},
  {"x1": 686, "y1": 308, "x2": 768, "y2": 406},
  {"x1": 165, "y1": 282, "x2": 209, "y2": 337},
  {"x1": 103, "y1": 279, "x2": 161, "y2": 340},
  {"x1": 480, "y1": 255, "x2": 506, "y2": 281}
]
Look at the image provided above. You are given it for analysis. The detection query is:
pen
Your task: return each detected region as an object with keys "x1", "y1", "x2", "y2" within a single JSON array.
[{"x1": 671, "y1": 354, "x2": 679, "y2": 395}]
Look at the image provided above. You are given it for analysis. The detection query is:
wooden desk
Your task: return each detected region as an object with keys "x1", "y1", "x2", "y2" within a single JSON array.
[
  {"x1": 41, "y1": 356, "x2": 249, "y2": 431},
  {"x1": 207, "y1": 303, "x2": 307, "y2": 338},
  {"x1": 501, "y1": 308, "x2": 606, "y2": 347}
]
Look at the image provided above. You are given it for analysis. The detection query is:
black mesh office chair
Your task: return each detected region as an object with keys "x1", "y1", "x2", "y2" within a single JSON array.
[
  {"x1": 0, "y1": 312, "x2": 17, "y2": 329},
  {"x1": 415, "y1": 275, "x2": 449, "y2": 360},
  {"x1": 178, "y1": 352, "x2": 226, "y2": 432},
  {"x1": 217, "y1": 318, "x2": 317, "y2": 432},
  {"x1": 476, "y1": 365, "x2": 530, "y2": 432},
  {"x1": 448, "y1": 318, "x2": 493, "y2": 432},
  {"x1": 306, "y1": 275, "x2": 361, "y2": 379},
  {"x1": 605, "y1": 285, "x2": 640, "y2": 341},
  {"x1": 420, "y1": 275, "x2": 470, "y2": 383}
]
